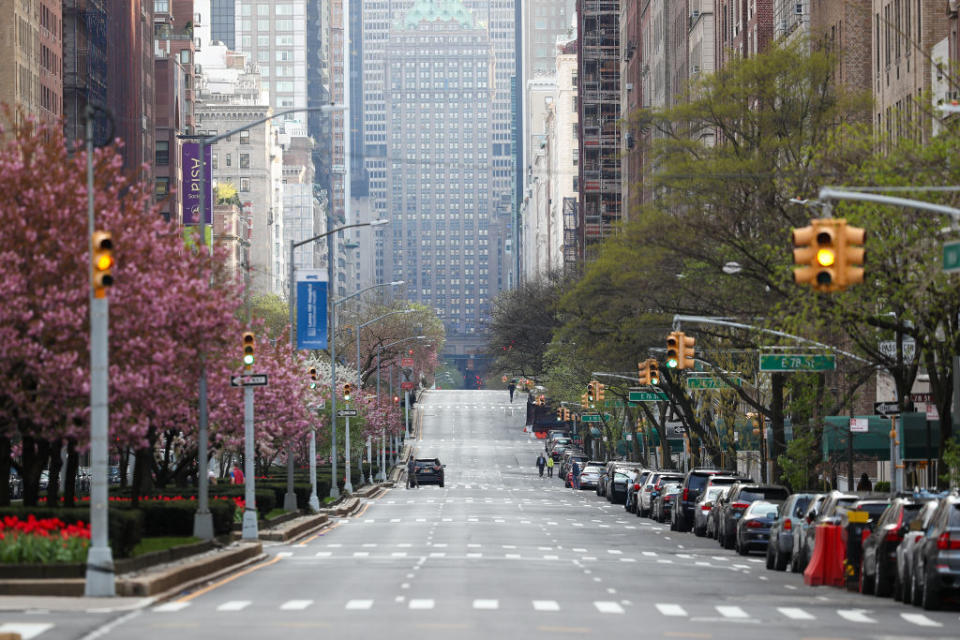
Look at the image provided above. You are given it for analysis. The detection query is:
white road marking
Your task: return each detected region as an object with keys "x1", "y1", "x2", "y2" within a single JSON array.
[
  {"x1": 327, "y1": 543, "x2": 342, "y2": 548},
  {"x1": 153, "y1": 602, "x2": 190, "y2": 612},
  {"x1": 408, "y1": 599, "x2": 435, "y2": 610},
  {"x1": 620, "y1": 558, "x2": 636, "y2": 563},
  {"x1": 676, "y1": 554, "x2": 692, "y2": 559},
  {"x1": 594, "y1": 601, "x2": 625, "y2": 614},
  {"x1": 217, "y1": 601, "x2": 250, "y2": 611},
  {"x1": 657, "y1": 559, "x2": 673, "y2": 564},
  {"x1": 467, "y1": 553, "x2": 482, "y2": 558},
  {"x1": 280, "y1": 600, "x2": 313, "y2": 610},
  {"x1": 473, "y1": 599, "x2": 499, "y2": 610},
  {"x1": 642, "y1": 551, "x2": 657, "y2": 557},
  {"x1": 353, "y1": 552, "x2": 369, "y2": 557},
  {"x1": 532, "y1": 600, "x2": 559, "y2": 611},
  {"x1": 345, "y1": 600, "x2": 374, "y2": 610},
  {"x1": 656, "y1": 603, "x2": 687, "y2": 617},
  {"x1": 390, "y1": 518, "x2": 401, "y2": 523},
  {"x1": 429, "y1": 552, "x2": 446, "y2": 557},
  {"x1": 837, "y1": 609, "x2": 875, "y2": 623},
  {"x1": 716, "y1": 606, "x2": 749, "y2": 619},
  {"x1": 573, "y1": 547, "x2": 587, "y2": 552},
  {"x1": 901, "y1": 613, "x2": 942, "y2": 627},
  {"x1": 468, "y1": 543, "x2": 482, "y2": 548},
  {"x1": 392, "y1": 552, "x2": 408, "y2": 557},
  {"x1": 607, "y1": 550, "x2": 622, "y2": 555},
  {"x1": 314, "y1": 551, "x2": 332, "y2": 557},
  {"x1": 778, "y1": 607, "x2": 815, "y2": 620},
  {"x1": 362, "y1": 543, "x2": 377, "y2": 548},
  {"x1": 0, "y1": 624, "x2": 54, "y2": 639},
  {"x1": 502, "y1": 545, "x2": 517, "y2": 549},
  {"x1": 505, "y1": 553, "x2": 521, "y2": 559}
]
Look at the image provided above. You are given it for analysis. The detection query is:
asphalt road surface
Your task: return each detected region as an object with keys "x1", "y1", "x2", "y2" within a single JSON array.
[{"x1": 7, "y1": 389, "x2": 959, "y2": 639}]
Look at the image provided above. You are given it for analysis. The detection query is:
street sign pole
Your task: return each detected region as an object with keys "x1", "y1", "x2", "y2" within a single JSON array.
[
  {"x1": 344, "y1": 415, "x2": 353, "y2": 493},
  {"x1": 405, "y1": 390, "x2": 411, "y2": 439},
  {"x1": 241, "y1": 386, "x2": 258, "y2": 540}
]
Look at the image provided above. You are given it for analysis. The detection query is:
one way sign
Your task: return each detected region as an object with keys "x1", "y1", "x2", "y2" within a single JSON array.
[
  {"x1": 874, "y1": 401, "x2": 899, "y2": 417},
  {"x1": 231, "y1": 374, "x2": 268, "y2": 387}
]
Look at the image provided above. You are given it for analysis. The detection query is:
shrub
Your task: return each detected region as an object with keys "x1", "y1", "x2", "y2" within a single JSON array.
[{"x1": 0, "y1": 507, "x2": 143, "y2": 558}]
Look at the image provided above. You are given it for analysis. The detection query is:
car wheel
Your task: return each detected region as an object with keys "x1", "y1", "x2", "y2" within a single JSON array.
[
  {"x1": 901, "y1": 568, "x2": 913, "y2": 605},
  {"x1": 694, "y1": 524, "x2": 705, "y2": 538},
  {"x1": 766, "y1": 545, "x2": 776, "y2": 569},
  {"x1": 737, "y1": 536, "x2": 749, "y2": 556},
  {"x1": 774, "y1": 547, "x2": 789, "y2": 572},
  {"x1": 920, "y1": 570, "x2": 940, "y2": 610},
  {"x1": 724, "y1": 531, "x2": 735, "y2": 550},
  {"x1": 859, "y1": 558, "x2": 874, "y2": 595},
  {"x1": 439, "y1": 482, "x2": 444, "y2": 488}
]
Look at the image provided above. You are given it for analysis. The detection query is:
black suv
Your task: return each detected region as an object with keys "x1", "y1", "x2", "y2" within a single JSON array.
[
  {"x1": 715, "y1": 482, "x2": 790, "y2": 548},
  {"x1": 674, "y1": 469, "x2": 728, "y2": 532},
  {"x1": 414, "y1": 458, "x2": 445, "y2": 486}
]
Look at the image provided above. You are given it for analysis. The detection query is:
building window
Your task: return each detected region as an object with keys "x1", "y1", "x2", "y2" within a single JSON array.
[
  {"x1": 155, "y1": 140, "x2": 169, "y2": 166},
  {"x1": 240, "y1": 153, "x2": 250, "y2": 169},
  {"x1": 240, "y1": 177, "x2": 251, "y2": 192},
  {"x1": 155, "y1": 177, "x2": 170, "y2": 196},
  {"x1": 225, "y1": 153, "x2": 232, "y2": 167},
  {"x1": 240, "y1": 131, "x2": 250, "y2": 144}
]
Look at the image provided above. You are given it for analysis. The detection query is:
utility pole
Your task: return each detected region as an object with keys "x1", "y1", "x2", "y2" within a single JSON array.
[{"x1": 242, "y1": 386, "x2": 257, "y2": 540}]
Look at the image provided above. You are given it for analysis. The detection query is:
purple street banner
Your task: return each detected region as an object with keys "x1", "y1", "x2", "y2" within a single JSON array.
[{"x1": 181, "y1": 142, "x2": 212, "y2": 225}]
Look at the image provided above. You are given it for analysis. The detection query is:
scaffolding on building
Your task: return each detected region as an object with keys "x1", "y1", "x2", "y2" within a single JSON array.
[
  {"x1": 577, "y1": 0, "x2": 621, "y2": 261},
  {"x1": 63, "y1": 0, "x2": 108, "y2": 143},
  {"x1": 562, "y1": 196, "x2": 579, "y2": 268}
]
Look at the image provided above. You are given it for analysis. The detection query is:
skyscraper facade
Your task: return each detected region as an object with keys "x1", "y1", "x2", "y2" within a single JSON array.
[{"x1": 381, "y1": 0, "x2": 500, "y2": 337}]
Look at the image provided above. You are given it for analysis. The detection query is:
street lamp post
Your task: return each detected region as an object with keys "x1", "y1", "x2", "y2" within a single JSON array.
[
  {"x1": 186, "y1": 104, "x2": 345, "y2": 537},
  {"x1": 288, "y1": 221, "x2": 389, "y2": 508}
]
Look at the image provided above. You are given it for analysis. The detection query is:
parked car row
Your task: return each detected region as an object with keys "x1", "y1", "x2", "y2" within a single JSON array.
[{"x1": 558, "y1": 458, "x2": 960, "y2": 610}]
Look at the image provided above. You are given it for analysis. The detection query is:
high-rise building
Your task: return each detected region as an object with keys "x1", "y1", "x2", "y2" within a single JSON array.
[
  {"x1": 210, "y1": 0, "x2": 236, "y2": 49},
  {"x1": 380, "y1": 0, "x2": 500, "y2": 337},
  {"x1": 63, "y1": 0, "x2": 108, "y2": 144},
  {"x1": 0, "y1": 0, "x2": 62, "y2": 129},
  {"x1": 715, "y1": 0, "x2": 773, "y2": 70}
]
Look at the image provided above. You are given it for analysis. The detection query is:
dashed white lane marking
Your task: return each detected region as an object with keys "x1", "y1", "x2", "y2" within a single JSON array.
[
  {"x1": 0, "y1": 623, "x2": 54, "y2": 639},
  {"x1": 505, "y1": 553, "x2": 521, "y2": 559},
  {"x1": 153, "y1": 602, "x2": 190, "y2": 612},
  {"x1": 655, "y1": 604, "x2": 687, "y2": 617},
  {"x1": 217, "y1": 601, "x2": 250, "y2": 612},
  {"x1": 532, "y1": 600, "x2": 560, "y2": 611},
  {"x1": 642, "y1": 551, "x2": 657, "y2": 557},
  {"x1": 314, "y1": 551, "x2": 332, "y2": 557},
  {"x1": 502, "y1": 545, "x2": 517, "y2": 549},
  {"x1": 543, "y1": 555, "x2": 559, "y2": 560},
  {"x1": 392, "y1": 552, "x2": 408, "y2": 557},
  {"x1": 327, "y1": 543, "x2": 342, "y2": 548},
  {"x1": 594, "y1": 601, "x2": 625, "y2": 614},
  {"x1": 408, "y1": 599, "x2": 435, "y2": 610},
  {"x1": 390, "y1": 518, "x2": 401, "y2": 523},
  {"x1": 572, "y1": 548, "x2": 587, "y2": 552},
  {"x1": 362, "y1": 543, "x2": 377, "y2": 548},
  {"x1": 607, "y1": 550, "x2": 622, "y2": 555},
  {"x1": 353, "y1": 552, "x2": 369, "y2": 557},
  {"x1": 901, "y1": 613, "x2": 942, "y2": 627},
  {"x1": 676, "y1": 554, "x2": 692, "y2": 559},
  {"x1": 432, "y1": 543, "x2": 447, "y2": 548},
  {"x1": 466, "y1": 553, "x2": 482, "y2": 558},
  {"x1": 473, "y1": 599, "x2": 499, "y2": 610},
  {"x1": 716, "y1": 606, "x2": 749, "y2": 619},
  {"x1": 429, "y1": 552, "x2": 446, "y2": 558},
  {"x1": 468, "y1": 544, "x2": 482, "y2": 548},
  {"x1": 837, "y1": 610, "x2": 875, "y2": 623},
  {"x1": 397, "y1": 543, "x2": 412, "y2": 548},
  {"x1": 620, "y1": 558, "x2": 636, "y2": 563},
  {"x1": 778, "y1": 607, "x2": 815, "y2": 620},
  {"x1": 280, "y1": 600, "x2": 313, "y2": 610},
  {"x1": 345, "y1": 600, "x2": 374, "y2": 610},
  {"x1": 657, "y1": 559, "x2": 673, "y2": 564}
]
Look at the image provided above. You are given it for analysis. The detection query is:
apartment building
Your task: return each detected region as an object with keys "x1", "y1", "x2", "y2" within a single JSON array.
[{"x1": 0, "y1": 0, "x2": 62, "y2": 129}]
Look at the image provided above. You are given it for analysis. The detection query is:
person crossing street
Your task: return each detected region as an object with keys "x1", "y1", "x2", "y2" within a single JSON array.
[
  {"x1": 536, "y1": 453, "x2": 546, "y2": 477},
  {"x1": 546, "y1": 455, "x2": 554, "y2": 478}
]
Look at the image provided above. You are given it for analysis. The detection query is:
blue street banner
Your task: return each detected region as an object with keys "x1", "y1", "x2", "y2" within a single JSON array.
[{"x1": 296, "y1": 269, "x2": 328, "y2": 350}]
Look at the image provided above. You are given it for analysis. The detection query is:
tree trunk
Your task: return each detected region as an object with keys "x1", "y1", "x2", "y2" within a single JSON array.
[
  {"x1": 0, "y1": 435, "x2": 10, "y2": 506},
  {"x1": 769, "y1": 373, "x2": 786, "y2": 484},
  {"x1": 20, "y1": 434, "x2": 50, "y2": 507},
  {"x1": 46, "y1": 439, "x2": 63, "y2": 507},
  {"x1": 63, "y1": 439, "x2": 79, "y2": 508},
  {"x1": 118, "y1": 446, "x2": 129, "y2": 489},
  {"x1": 131, "y1": 447, "x2": 155, "y2": 506}
]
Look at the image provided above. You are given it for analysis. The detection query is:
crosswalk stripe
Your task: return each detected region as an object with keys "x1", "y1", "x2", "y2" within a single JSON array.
[
  {"x1": 473, "y1": 599, "x2": 499, "y2": 610},
  {"x1": 655, "y1": 603, "x2": 687, "y2": 617},
  {"x1": 594, "y1": 601, "x2": 625, "y2": 614},
  {"x1": 533, "y1": 600, "x2": 560, "y2": 611},
  {"x1": 409, "y1": 599, "x2": 435, "y2": 610},
  {"x1": 280, "y1": 600, "x2": 313, "y2": 610},
  {"x1": 900, "y1": 613, "x2": 942, "y2": 627},
  {"x1": 153, "y1": 602, "x2": 190, "y2": 612},
  {"x1": 217, "y1": 601, "x2": 250, "y2": 611},
  {"x1": 837, "y1": 610, "x2": 875, "y2": 623},
  {"x1": 345, "y1": 600, "x2": 374, "y2": 610},
  {"x1": 778, "y1": 607, "x2": 815, "y2": 620},
  {"x1": 0, "y1": 623, "x2": 55, "y2": 639},
  {"x1": 716, "y1": 606, "x2": 749, "y2": 619}
]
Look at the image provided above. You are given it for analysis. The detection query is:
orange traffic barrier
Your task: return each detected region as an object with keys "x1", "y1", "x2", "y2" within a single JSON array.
[{"x1": 804, "y1": 524, "x2": 845, "y2": 587}]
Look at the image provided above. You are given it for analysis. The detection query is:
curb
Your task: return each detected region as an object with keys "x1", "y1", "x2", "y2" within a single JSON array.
[{"x1": 259, "y1": 514, "x2": 329, "y2": 542}]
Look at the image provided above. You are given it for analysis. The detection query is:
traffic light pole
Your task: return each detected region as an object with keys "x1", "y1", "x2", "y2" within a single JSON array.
[
  {"x1": 242, "y1": 386, "x2": 258, "y2": 540},
  {"x1": 344, "y1": 415, "x2": 353, "y2": 493}
]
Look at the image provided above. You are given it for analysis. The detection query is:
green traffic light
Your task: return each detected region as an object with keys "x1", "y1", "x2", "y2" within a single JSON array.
[
  {"x1": 666, "y1": 357, "x2": 678, "y2": 368},
  {"x1": 243, "y1": 354, "x2": 255, "y2": 366}
]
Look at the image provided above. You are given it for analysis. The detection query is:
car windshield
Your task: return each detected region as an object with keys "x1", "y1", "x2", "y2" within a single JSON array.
[
  {"x1": 703, "y1": 487, "x2": 725, "y2": 502},
  {"x1": 746, "y1": 501, "x2": 779, "y2": 517},
  {"x1": 854, "y1": 502, "x2": 890, "y2": 520},
  {"x1": 792, "y1": 497, "x2": 812, "y2": 516},
  {"x1": 662, "y1": 483, "x2": 681, "y2": 493},
  {"x1": 949, "y1": 504, "x2": 960, "y2": 526},
  {"x1": 687, "y1": 474, "x2": 715, "y2": 492},
  {"x1": 740, "y1": 488, "x2": 789, "y2": 502},
  {"x1": 709, "y1": 477, "x2": 739, "y2": 485}
]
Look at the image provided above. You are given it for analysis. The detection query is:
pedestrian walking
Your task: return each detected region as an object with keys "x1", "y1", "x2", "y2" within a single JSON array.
[
  {"x1": 230, "y1": 464, "x2": 244, "y2": 485},
  {"x1": 856, "y1": 472, "x2": 872, "y2": 492},
  {"x1": 571, "y1": 460, "x2": 581, "y2": 490},
  {"x1": 508, "y1": 380, "x2": 516, "y2": 402},
  {"x1": 546, "y1": 455, "x2": 554, "y2": 478},
  {"x1": 536, "y1": 453, "x2": 546, "y2": 478},
  {"x1": 407, "y1": 457, "x2": 419, "y2": 489}
]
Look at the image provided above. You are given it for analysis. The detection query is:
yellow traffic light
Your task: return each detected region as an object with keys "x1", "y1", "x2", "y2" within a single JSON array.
[
  {"x1": 793, "y1": 218, "x2": 865, "y2": 292},
  {"x1": 677, "y1": 333, "x2": 696, "y2": 370},
  {"x1": 91, "y1": 231, "x2": 115, "y2": 298},
  {"x1": 666, "y1": 332, "x2": 680, "y2": 368},
  {"x1": 557, "y1": 407, "x2": 563, "y2": 422},
  {"x1": 343, "y1": 383, "x2": 353, "y2": 401},
  {"x1": 564, "y1": 408, "x2": 571, "y2": 421},
  {"x1": 242, "y1": 332, "x2": 255, "y2": 369},
  {"x1": 581, "y1": 392, "x2": 589, "y2": 407},
  {"x1": 648, "y1": 359, "x2": 660, "y2": 385},
  {"x1": 308, "y1": 367, "x2": 318, "y2": 389},
  {"x1": 597, "y1": 383, "x2": 605, "y2": 401},
  {"x1": 638, "y1": 360, "x2": 649, "y2": 385}
]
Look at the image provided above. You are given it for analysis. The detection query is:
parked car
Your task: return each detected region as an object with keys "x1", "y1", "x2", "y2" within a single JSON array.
[
  {"x1": 715, "y1": 483, "x2": 789, "y2": 548},
  {"x1": 792, "y1": 493, "x2": 828, "y2": 573},
  {"x1": 735, "y1": 500, "x2": 780, "y2": 555},
  {"x1": 694, "y1": 485, "x2": 729, "y2": 537},
  {"x1": 766, "y1": 493, "x2": 816, "y2": 570},
  {"x1": 607, "y1": 471, "x2": 635, "y2": 504},
  {"x1": 577, "y1": 463, "x2": 605, "y2": 491},
  {"x1": 896, "y1": 499, "x2": 941, "y2": 603},
  {"x1": 795, "y1": 491, "x2": 858, "y2": 572},
  {"x1": 675, "y1": 469, "x2": 727, "y2": 532},
  {"x1": 653, "y1": 482, "x2": 682, "y2": 523},
  {"x1": 860, "y1": 497, "x2": 927, "y2": 596},
  {"x1": 638, "y1": 471, "x2": 684, "y2": 518},
  {"x1": 598, "y1": 461, "x2": 637, "y2": 498},
  {"x1": 908, "y1": 493, "x2": 960, "y2": 609},
  {"x1": 413, "y1": 458, "x2": 445, "y2": 486},
  {"x1": 625, "y1": 470, "x2": 651, "y2": 513},
  {"x1": 706, "y1": 487, "x2": 732, "y2": 539},
  {"x1": 560, "y1": 452, "x2": 587, "y2": 484}
]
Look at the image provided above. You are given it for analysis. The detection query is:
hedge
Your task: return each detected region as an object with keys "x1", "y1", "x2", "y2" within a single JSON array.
[
  {"x1": 139, "y1": 500, "x2": 235, "y2": 537},
  {"x1": 0, "y1": 507, "x2": 143, "y2": 558}
]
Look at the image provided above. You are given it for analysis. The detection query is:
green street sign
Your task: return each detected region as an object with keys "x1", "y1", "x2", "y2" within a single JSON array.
[
  {"x1": 759, "y1": 353, "x2": 836, "y2": 372},
  {"x1": 580, "y1": 413, "x2": 611, "y2": 423},
  {"x1": 628, "y1": 390, "x2": 669, "y2": 402},
  {"x1": 944, "y1": 241, "x2": 960, "y2": 273},
  {"x1": 685, "y1": 376, "x2": 742, "y2": 390}
]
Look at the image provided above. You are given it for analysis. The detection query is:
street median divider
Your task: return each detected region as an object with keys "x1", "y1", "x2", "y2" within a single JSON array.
[{"x1": 259, "y1": 514, "x2": 329, "y2": 542}]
